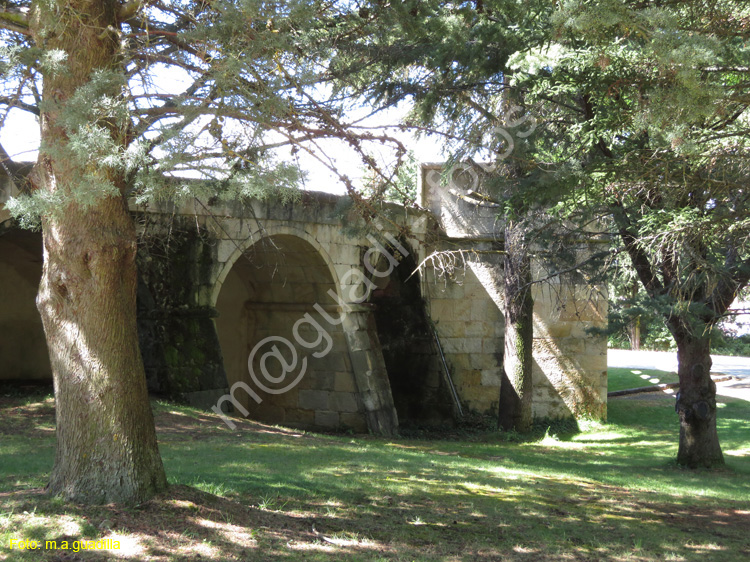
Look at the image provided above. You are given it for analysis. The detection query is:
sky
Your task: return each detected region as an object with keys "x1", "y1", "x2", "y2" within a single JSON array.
[
  {"x1": 0, "y1": 99, "x2": 448, "y2": 196},
  {"x1": 0, "y1": 109, "x2": 39, "y2": 164}
]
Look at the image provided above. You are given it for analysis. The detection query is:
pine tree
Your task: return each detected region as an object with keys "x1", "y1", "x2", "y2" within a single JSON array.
[
  {"x1": 334, "y1": 0, "x2": 750, "y2": 466},
  {"x1": 0, "y1": 0, "x2": 399, "y2": 504}
]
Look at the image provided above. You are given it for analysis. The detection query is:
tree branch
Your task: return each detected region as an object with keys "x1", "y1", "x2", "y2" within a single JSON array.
[
  {"x1": 610, "y1": 198, "x2": 664, "y2": 297},
  {"x1": 0, "y1": 95, "x2": 39, "y2": 115},
  {"x1": 0, "y1": 6, "x2": 29, "y2": 36}
]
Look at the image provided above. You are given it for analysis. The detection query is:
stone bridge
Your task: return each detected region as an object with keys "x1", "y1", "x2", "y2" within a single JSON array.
[{"x1": 0, "y1": 163, "x2": 607, "y2": 434}]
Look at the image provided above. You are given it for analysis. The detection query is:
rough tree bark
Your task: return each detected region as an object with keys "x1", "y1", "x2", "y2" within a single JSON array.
[
  {"x1": 499, "y1": 221, "x2": 533, "y2": 432},
  {"x1": 614, "y1": 203, "x2": 727, "y2": 468},
  {"x1": 496, "y1": 75, "x2": 534, "y2": 433},
  {"x1": 31, "y1": 0, "x2": 167, "y2": 504},
  {"x1": 670, "y1": 324, "x2": 724, "y2": 468}
]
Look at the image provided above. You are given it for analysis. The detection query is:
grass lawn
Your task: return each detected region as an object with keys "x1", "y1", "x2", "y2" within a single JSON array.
[
  {"x1": 1, "y1": 384, "x2": 749, "y2": 561},
  {"x1": 607, "y1": 367, "x2": 680, "y2": 393}
]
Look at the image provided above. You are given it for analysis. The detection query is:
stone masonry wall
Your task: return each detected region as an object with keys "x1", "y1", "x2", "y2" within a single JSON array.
[
  {"x1": 1, "y1": 157, "x2": 607, "y2": 430},
  {"x1": 421, "y1": 247, "x2": 505, "y2": 415},
  {"x1": 532, "y1": 275, "x2": 608, "y2": 419},
  {"x1": 192, "y1": 194, "x2": 404, "y2": 434},
  {"x1": 419, "y1": 163, "x2": 608, "y2": 421}
]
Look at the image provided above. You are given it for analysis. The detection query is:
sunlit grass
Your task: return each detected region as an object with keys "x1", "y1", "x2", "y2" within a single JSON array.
[
  {"x1": 1, "y1": 386, "x2": 748, "y2": 561},
  {"x1": 608, "y1": 366, "x2": 680, "y2": 392}
]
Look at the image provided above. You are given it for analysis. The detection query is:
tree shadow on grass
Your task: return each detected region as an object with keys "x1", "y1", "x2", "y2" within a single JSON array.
[
  {"x1": 2, "y1": 478, "x2": 749, "y2": 562},
  {"x1": 3, "y1": 391, "x2": 750, "y2": 561}
]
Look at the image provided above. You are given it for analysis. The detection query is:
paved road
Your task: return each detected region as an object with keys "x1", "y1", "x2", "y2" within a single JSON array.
[
  {"x1": 608, "y1": 349, "x2": 750, "y2": 379},
  {"x1": 609, "y1": 349, "x2": 750, "y2": 401}
]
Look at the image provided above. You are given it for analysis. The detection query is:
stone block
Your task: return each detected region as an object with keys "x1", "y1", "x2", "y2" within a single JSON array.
[
  {"x1": 558, "y1": 299, "x2": 604, "y2": 322},
  {"x1": 568, "y1": 320, "x2": 593, "y2": 339},
  {"x1": 463, "y1": 279, "x2": 492, "y2": 300},
  {"x1": 459, "y1": 385, "x2": 497, "y2": 411},
  {"x1": 251, "y1": 283, "x2": 275, "y2": 302},
  {"x1": 334, "y1": 371, "x2": 357, "y2": 393},
  {"x1": 442, "y1": 337, "x2": 482, "y2": 354},
  {"x1": 448, "y1": 353, "x2": 472, "y2": 371},
  {"x1": 250, "y1": 403, "x2": 285, "y2": 424},
  {"x1": 465, "y1": 321, "x2": 494, "y2": 337},
  {"x1": 585, "y1": 338, "x2": 607, "y2": 356},
  {"x1": 558, "y1": 337, "x2": 586, "y2": 355},
  {"x1": 267, "y1": 388, "x2": 299, "y2": 408},
  {"x1": 303, "y1": 370, "x2": 335, "y2": 391},
  {"x1": 534, "y1": 356, "x2": 578, "y2": 387},
  {"x1": 282, "y1": 282, "x2": 316, "y2": 302},
  {"x1": 357, "y1": 389, "x2": 378, "y2": 411},
  {"x1": 480, "y1": 369, "x2": 501, "y2": 387},
  {"x1": 329, "y1": 392, "x2": 359, "y2": 413},
  {"x1": 532, "y1": 372, "x2": 556, "y2": 392},
  {"x1": 469, "y1": 353, "x2": 498, "y2": 370},
  {"x1": 576, "y1": 354, "x2": 607, "y2": 373},
  {"x1": 265, "y1": 314, "x2": 293, "y2": 334},
  {"x1": 315, "y1": 410, "x2": 340, "y2": 428},
  {"x1": 196, "y1": 286, "x2": 215, "y2": 307},
  {"x1": 532, "y1": 338, "x2": 559, "y2": 357},
  {"x1": 532, "y1": 401, "x2": 572, "y2": 420},
  {"x1": 531, "y1": 363, "x2": 548, "y2": 385},
  {"x1": 323, "y1": 350, "x2": 352, "y2": 372},
  {"x1": 340, "y1": 412, "x2": 368, "y2": 433},
  {"x1": 334, "y1": 263, "x2": 354, "y2": 282},
  {"x1": 344, "y1": 311, "x2": 370, "y2": 331},
  {"x1": 536, "y1": 321, "x2": 572, "y2": 338},
  {"x1": 346, "y1": 330, "x2": 373, "y2": 352},
  {"x1": 482, "y1": 338, "x2": 503, "y2": 354},
  {"x1": 349, "y1": 349, "x2": 374, "y2": 376},
  {"x1": 285, "y1": 408, "x2": 315, "y2": 427},
  {"x1": 436, "y1": 321, "x2": 466, "y2": 338},
  {"x1": 429, "y1": 298, "x2": 456, "y2": 320},
  {"x1": 298, "y1": 389, "x2": 329, "y2": 410},
  {"x1": 334, "y1": 247, "x2": 360, "y2": 266},
  {"x1": 280, "y1": 265, "x2": 306, "y2": 283},
  {"x1": 221, "y1": 219, "x2": 244, "y2": 240},
  {"x1": 533, "y1": 298, "x2": 557, "y2": 321},
  {"x1": 456, "y1": 370, "x2": 481, "y2": 388},
  {"x1": 445, "y1": 283, "x2": 466, "y2": 299}
]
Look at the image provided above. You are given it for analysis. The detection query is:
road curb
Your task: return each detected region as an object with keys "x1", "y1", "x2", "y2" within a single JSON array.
[{"x1": 608, "y1": 374, "x2": 736, "y2": 398}]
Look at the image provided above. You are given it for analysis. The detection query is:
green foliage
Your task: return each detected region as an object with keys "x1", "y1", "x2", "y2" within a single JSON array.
[
  {"x1": 0, "y1": 0, "x2": 412, "y2": 220},
  {"x1": 360, "y1": 150, "x2": 418, "y2": 205},
  {"x1": 710, "y1": 330, "x2": 750, "y2": 357},
  {"x1": 641, "y1": 323, "x2": 678, "y2": 352},
  {"x1": 340, "y1": 0, "x2": 750, "y2": 347}
]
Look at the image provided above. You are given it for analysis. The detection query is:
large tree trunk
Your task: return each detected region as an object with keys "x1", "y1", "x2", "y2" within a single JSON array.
[
  {"x1": 673, "y1": 330, "x2": 724, "y2": 468},
  {"x1": 499, "y1": 222, "x2": 533, "y2": 432},
  {"x1": 32, "y1": 0, "x2": 167, "y2": 504}
]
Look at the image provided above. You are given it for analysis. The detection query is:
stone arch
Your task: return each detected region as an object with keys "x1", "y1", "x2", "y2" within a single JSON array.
[
  {"x1": 367, "y1": 238, "x2": 456, "y2": 427},
  {"x1": 210, "y1": 224, "x2": 342, "y2": 308},
  {"x1": 0, "y1": 227, "x2": 51, "y2": 382},
  {"x1": 214, "y1": 232, "x2": 366, "y2": 431}
]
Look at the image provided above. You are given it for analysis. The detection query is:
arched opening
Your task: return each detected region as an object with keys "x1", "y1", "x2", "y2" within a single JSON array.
[
  {"x1": 369, "y1": 242, "x2": 455, "y2": 428},
  {"x1": 0, "y1": 227, "x2": 51, "y2": 382},
  {"x1": 215, "y1": 234, "x2": 365, "y2": 431}
]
